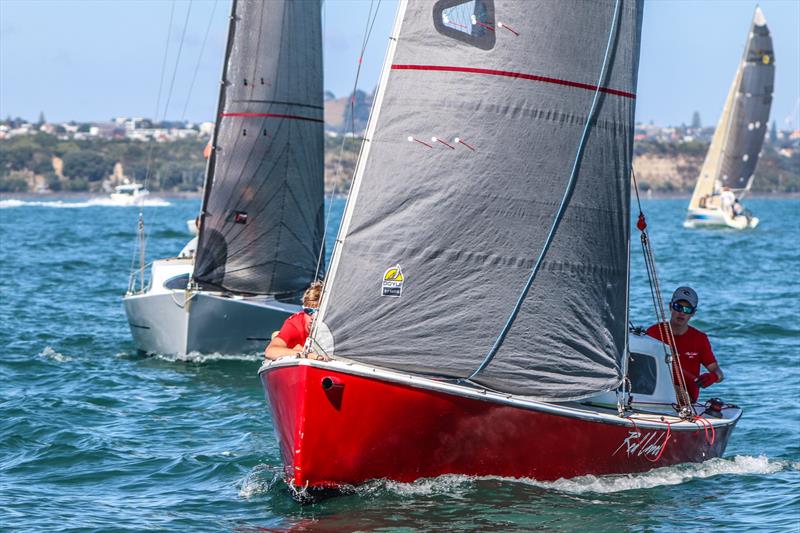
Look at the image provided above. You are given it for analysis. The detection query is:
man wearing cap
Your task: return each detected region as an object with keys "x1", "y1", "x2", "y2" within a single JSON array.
[{"x1": 646, "y1": 286, "x2": 725, "y2": 403}]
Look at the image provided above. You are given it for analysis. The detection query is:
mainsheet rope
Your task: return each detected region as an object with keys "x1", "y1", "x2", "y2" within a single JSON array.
[{"x1": 466, "y1": 0, "x2": 623, "y2": 380}]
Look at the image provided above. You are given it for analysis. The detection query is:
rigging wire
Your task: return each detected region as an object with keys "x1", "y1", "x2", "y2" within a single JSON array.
[
  {"x1": 163, "y1": 0, "x2": 194, "y2": 122},
  {"x1": 313, "y1": 0, "x2": 383, "y2": 282},
  {"x1": 180, "y1": 0, "x2": 218, "y2": 122},
  {"x1": 130, "y1": 0, "x2": 198, "y2": 290},
  {"x1": 466, "y1": 0, "x2": 624, "y2": 381},
  {"x1": 632, "y1": 170, "x2": 694, "y2": 416},
  {"x1": 130, "y1": 0, "x2": 177, "y2": 289},
  {"x1": 140, "y1": 0, "x2": 194, "y2": 239}
]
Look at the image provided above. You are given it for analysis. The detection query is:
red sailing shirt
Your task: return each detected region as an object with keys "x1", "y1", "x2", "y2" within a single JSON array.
[
  {"x1": 646, "y1": 323, "x2": 718, "y2": 402},
  {"x1": 276, "y1": 312, "x2": 310, "y2": 350}
]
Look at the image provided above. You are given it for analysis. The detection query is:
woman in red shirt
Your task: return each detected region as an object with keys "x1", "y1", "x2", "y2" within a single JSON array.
[
  {"x1": 647, "y1": 286, "x2": 725, "y2": 403},
  {"x1": 264, "y1": 281, "x2": 329, "y2": 361}
]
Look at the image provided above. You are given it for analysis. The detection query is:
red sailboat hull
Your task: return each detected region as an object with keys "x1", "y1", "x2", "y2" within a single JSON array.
[{"x1": 260, "y1": 360, "x2": 740, "y2": 489}]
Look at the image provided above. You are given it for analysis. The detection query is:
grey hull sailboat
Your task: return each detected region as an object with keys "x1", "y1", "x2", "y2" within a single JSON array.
[
  {"x1": 685, "y1": 6, "x2": 774, "y2": 230},
  {"x1": 124, "y1": 0, "x2": 325, "y2": 356},
  {"x1": 259, "y1": 0, "x2": 742, "y2": 489}
]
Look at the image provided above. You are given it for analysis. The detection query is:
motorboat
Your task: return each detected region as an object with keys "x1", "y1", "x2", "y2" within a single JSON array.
[{"x1": 110, "y1": 182, "x2": 149, "y2": 205}]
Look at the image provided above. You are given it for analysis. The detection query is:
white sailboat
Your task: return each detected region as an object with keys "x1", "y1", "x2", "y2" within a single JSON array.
[
  {"x1": 123, "y1": 0, "x2": 325, "y2": 356},
  {"x1": 684, "y1": 6, "x2": 774, "y2": 230}
]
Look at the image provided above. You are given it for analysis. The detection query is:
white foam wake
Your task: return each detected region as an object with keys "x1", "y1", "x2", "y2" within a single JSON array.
[
  {"x1": 0, "y1": 198, "x2": 170, "y2": 208},
  {"x1": 238, "y1": 464, "x2": 283, "y2": 498},
  {"x1": 39, "y1": 346, "x2": 71, "y2": 362},
  {"x1": 367, "y1": 455, "x2": 786, "y2": 497},
  {"x1": 155, "y1": 351, "x2": 263, "y2": 364}
]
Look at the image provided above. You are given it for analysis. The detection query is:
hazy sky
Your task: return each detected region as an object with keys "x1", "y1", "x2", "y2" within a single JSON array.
[{"x1": 1, "y1": 0, "x2": 798, "y2": 128}]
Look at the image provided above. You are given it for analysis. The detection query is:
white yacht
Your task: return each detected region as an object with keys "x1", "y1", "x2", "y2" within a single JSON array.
[{"x1": 110, "y1": 183, "x2": 150, "y2": 205}]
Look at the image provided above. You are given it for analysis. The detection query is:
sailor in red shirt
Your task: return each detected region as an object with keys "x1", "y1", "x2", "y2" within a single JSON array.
[
  {"x1": 647, "y1": 286, "x2": 725, "y2": 403},
  {"x1": 264, "y1": 281, "x2": 329, "y2": 361}
]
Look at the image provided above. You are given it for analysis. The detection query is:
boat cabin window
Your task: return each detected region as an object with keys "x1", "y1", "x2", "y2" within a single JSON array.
[
  {"x1": 164, "y1": 273, "x2": 190, "y2": 290},
  {"x1": 628, "y1": 352, "x2": 657, "y2": 395}
]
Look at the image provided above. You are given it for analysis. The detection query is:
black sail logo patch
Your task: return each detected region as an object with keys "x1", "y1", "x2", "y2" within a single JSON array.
[{"x1": 381, "y1": 265, "x2": 405, "y2": 297}]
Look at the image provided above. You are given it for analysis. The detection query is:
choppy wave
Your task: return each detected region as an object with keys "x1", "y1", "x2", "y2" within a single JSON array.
[{"x1": 0, "y1": 198, "x2": 170, "y2": 208}]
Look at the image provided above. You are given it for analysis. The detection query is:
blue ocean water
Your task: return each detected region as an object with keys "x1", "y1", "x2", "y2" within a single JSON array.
[{"x1": 0, "y1": 196, "x2": 798, "y2": 531}]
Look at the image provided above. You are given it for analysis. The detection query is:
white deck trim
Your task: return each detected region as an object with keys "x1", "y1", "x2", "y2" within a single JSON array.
[{"x1": 259, "y1": 358, "x2": 741, "y2": 431}]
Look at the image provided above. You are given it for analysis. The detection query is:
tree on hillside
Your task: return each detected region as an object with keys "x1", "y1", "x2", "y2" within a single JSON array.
[
  {"x1": 62, "y1": 150, "x2": 113, "y2": 182},
  {"x1": 37, "y1": 111, "x2": 46, "y2": 126},
  {"x1": 0, "y1": 144, "x2": 34, "y2": 174}
]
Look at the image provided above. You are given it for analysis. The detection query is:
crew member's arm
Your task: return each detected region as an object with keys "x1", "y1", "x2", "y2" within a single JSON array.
[
  {"x1": 264, "y1": 336, "x2": 303, "y2": 360},
  {"x1": 706, "y1": 362, "x2": 724, "y2": 383},
  {"x1": 696, "y1": 334, "x2": 723, "y2": 387}
]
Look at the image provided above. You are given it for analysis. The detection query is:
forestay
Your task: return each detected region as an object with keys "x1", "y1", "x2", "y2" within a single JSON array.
[
  {"x1": 315, "y1": 0, "x2": 643, "y2": 400},
  {"x1": 193, "y1": 0, "x2": 325, "y2": 295}
]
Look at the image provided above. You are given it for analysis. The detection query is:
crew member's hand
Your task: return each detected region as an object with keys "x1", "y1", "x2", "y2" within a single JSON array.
[
  {"x1": 696, "y1": 372, "x2": 719, "y2": 388},
  {"x1": 300, "y1": 351, "x2": 330, "y2": 362}
]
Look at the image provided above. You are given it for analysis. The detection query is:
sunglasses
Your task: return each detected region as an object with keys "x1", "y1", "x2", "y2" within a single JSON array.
[
  {"x1": 303, "y1": 307, "x2": 317, "y2": 316},
  {"x1": 671, "y1": 301, "x2": 696, "y2": 315}
]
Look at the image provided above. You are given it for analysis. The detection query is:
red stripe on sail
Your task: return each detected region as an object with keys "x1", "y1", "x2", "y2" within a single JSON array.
[
  {"x1": 220, "y1": 112, "x2": 324, "y2": 123},
  {"x1": 391, "y1": 64, "x2": 636, "y2": 99}
]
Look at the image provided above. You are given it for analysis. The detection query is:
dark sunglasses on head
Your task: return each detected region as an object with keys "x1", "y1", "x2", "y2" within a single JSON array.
[
  {"x1": 671, "y1": 301, "x2": 696, "y2": 315},
  {"x1": 303, "y1": 307, "x2": 317, "y2": 316}
]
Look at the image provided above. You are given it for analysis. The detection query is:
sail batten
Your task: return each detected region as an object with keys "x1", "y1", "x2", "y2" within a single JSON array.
[
  {"x1": 314, "y1": 0, "x2": 643, "y2": 401},
  {"x1": 194, "y1": 0, "x2": 324, "y2": 296}
]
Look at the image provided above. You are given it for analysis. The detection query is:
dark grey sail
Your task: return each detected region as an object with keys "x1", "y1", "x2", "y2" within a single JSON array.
[
  {"x1": 194, "y1": 0, "x2": 325, "y2": 295},
  {"x1": 315, "y1": 0, "x2": 643, "y2": 400},
  {"x1": 715, "y1": 6, "x2": 774, "y2": 191}
]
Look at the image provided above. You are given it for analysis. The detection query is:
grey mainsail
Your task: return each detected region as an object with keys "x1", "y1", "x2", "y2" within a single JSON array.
[
  {"x1": 689, "y1": 6, "x2": 774, "y2": 208},
  {"x1": 193, "y1": 0, "x2": 325, "y2": 295},
  {"x1": 314, "y1": 0, "x2": 644, "y2": 400}
]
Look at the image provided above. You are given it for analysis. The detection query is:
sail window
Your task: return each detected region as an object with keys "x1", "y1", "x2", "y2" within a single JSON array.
[
  {"x1": 628, "y1": 353, "x2": 657, "y2": 396},
  {"x1": 742, "y1": 154, "x2": 749, "y2": 162},
  {"x1": 433, "y1": 0, "x2": 496, "y2": 50},
  {"x1": 747, "y1": 122, "x2": 755, "y2": 130},
  {"x1": 164, "y1": 273, "x2": 190, "y2": 290}
]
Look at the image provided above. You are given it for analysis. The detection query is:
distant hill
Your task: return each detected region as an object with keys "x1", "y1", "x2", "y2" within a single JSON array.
[{"x1": 324, "y1": 90, "x2": 374, "y2": 134}]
